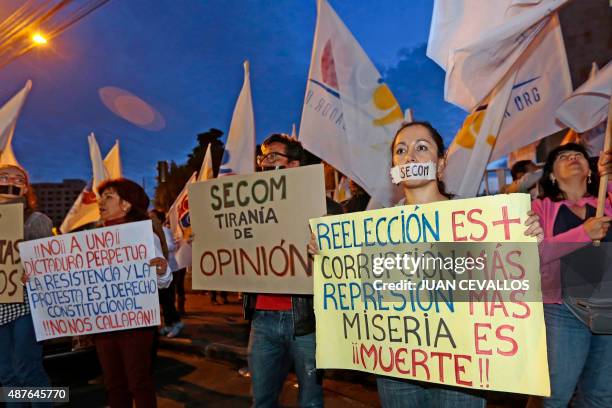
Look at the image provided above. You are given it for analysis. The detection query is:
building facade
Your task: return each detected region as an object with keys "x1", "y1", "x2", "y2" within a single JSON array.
[{"x1": 32, "y1": 179, "x2": 87, "y2": 227}]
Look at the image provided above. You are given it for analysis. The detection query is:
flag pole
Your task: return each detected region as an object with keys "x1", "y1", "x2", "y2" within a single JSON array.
[
  {"x1": 334, "y1": 169, "x2": 339, "y2": 192},
  {"x1": 594, "y1": 98, "x2": 612, "y2": 245},
  {"x1": 404, "y1": 108, "x2": 413, "y2": 123}
]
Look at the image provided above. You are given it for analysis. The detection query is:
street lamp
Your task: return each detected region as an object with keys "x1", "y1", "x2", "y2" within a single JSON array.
[{"x1": 31, "y1": 33, "x2": 48, "y2": 45}]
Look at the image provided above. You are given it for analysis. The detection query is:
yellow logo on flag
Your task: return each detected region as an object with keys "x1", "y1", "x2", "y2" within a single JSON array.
[
  {"x1": 455, "y1": 110, "x2": 496, "y2": 149},
  {"x1": 372, "y1": 84, "x2": 402, "y2": 127}
]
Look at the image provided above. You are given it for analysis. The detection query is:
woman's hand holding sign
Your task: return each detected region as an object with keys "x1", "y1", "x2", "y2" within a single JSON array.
[
  {"x1": 307, "y1": 231, "x2": 319, "y2": 257},
  {"x1": 149, "y1": 257, "x2": 168, "y2": 276},
  {"x1": 524, "y1": 210, "x2": 544, "y2": 244}
]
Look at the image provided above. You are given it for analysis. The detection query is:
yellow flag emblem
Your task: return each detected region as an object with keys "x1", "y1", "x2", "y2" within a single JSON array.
[
  {"x1": 455, "y1": 110, "x2": 496, "y2": 149},
  {"x1": 372, "y1": 84, "x2": 403, "y2": 127}
]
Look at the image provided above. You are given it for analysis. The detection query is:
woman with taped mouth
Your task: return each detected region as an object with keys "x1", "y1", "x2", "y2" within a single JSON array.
[
  {"x1": 0, "y1": 164, "x2": 53, "y2": 405},
  {"x1": 95, "y1": 178, "x2": 172, "y2": 408},
  {"x1": 375, "y1": 121, "x2": 543, "y2": 408}
]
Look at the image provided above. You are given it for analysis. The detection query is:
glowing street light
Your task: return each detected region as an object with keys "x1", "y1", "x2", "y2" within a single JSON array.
[{"x1": 32, "y1": 33, "x2": 48, "y2": 45}]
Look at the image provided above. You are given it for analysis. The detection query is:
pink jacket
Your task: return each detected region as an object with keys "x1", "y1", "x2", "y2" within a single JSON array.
[{"x1": 532, "y1": 182, "x2": 612, "y2": 303}]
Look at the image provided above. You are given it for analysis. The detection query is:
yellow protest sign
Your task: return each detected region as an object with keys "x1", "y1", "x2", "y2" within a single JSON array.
[
  {"x1": 1, "y1": 203, "x2": 24, "y2": 303},
  {"x1": 189, "y1": 164, "x2": 326, "y2": 294},
  {"x1": 309, "y1": 194, "x2": 550, "y2": 396}
]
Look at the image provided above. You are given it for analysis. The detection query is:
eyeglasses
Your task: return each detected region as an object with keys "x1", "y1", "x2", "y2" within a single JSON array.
[
  {"x1": 0, "y1": 173, "x2": 26, "y2": 186},
  {"x1": 256, "y1": 152, "x2": 291, "y2": 167}
]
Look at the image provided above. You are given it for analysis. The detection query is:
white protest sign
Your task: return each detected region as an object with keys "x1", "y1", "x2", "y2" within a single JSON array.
[{"x1": 19, "y1": 220, "x2": 160, "y2": 341}]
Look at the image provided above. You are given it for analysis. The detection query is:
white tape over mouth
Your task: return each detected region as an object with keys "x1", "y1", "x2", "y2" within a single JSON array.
[{"x1": 390, "y1": 162, "x2": 437, "y2": 184}]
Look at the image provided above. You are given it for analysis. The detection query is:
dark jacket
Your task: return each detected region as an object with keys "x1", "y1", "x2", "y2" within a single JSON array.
[
  {"x1": 243, "y1": 196, "x2": 344, "y2": 336},
  {"x1": 341, "y1": 192, "x2": 371, "y2": 214}
]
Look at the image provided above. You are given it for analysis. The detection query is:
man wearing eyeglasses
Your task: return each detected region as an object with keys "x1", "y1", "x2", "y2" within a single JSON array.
[
  {"x1": 245, "y1": 133, "x2": 342, "y2": 408},
  {"x1": 256, "y1": 134, "x2": 304, "y2": 171}
]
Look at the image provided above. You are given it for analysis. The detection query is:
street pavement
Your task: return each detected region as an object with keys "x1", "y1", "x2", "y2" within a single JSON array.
[
  {"x1": 157, "y1": 292, "x2": 380, "y2": 407},
  {"x1": 42, "y1": 291, "x2": 378, "y2": 407},
  {"x1": 55, "y1": 350, "x2": 377, "y2": 407},
  {"x1": 156, "y1": 291, "x2": 528, "y2": 408}
]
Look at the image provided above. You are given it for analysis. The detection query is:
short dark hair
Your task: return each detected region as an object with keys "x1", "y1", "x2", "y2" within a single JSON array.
[
  {"x1": 391, "y1": 121, "x2": 451, "y2": 198},
  {"x1": 510, "y1": 160, "x2": 535, "y2": 180},
  {"x1": 97, "y1": 178, "x2": 150, "y2": 222},
  {"x1": 538, "y1": 143, "x2": 599, "y2": 201},
  {"x1": 261, "y1": 133, "x2": 305, "y2": 166}
]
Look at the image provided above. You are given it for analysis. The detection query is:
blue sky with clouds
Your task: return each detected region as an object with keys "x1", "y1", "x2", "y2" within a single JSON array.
[{"x1": 0, "y1": 0, "x2": 465, "y2": 190}]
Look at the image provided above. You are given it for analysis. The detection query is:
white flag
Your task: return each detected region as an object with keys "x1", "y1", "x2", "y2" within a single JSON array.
[
  {"x1": 89, "y1": 133, "x2": 109, "y2": 192},
  {"x1": 429, "y1": 0, "x2": 571, "y2": 197},
  {"x1": 332, "y1": 175, "x2": 351, "y2": 203},
  {"x1": 174, "y1": 144, "x2": 214, "y2": 269},
  {"x1": 168, "y1": 171, "x2": 197, "y2": 269},
  {"x1": 168, "y1": 172, "x2": 197, "y2": 242},
  {"x1": 59, "y1": 184, "x2": 98, "y2": 234},
  {"x1": 427, "y1": 0, "x2": 569, "y2": 111},
  {"x1": 0, "y1": 132, "x2": 21, "y2": 167},
  {"x1": 299, "y1": 0, "x2": 403, "y2": 206},
  {"x1": 0, "y1": 81, "x2": 32, "y2": 167},
  {"x1": 218, "y1": 61, "x2": 255, "y2": 176},
  {"x1": 197, "y1": 144, "x2": 215, "y2": 182},
  {"x1": 556, "y1": 60, "x2": 612, "y2": 133},
  {"x1": 104, "y1": 140, "x2": 123, "y2": 179},
  {"x1": 60, "y1": 135, "x2": 122, "y2": 233},
  {"x1": 445, "y1": 71, "x2": 518, "y2": 198},
  {"x1": 491, "y1": 15, "x2": 571, "y2": 161}
]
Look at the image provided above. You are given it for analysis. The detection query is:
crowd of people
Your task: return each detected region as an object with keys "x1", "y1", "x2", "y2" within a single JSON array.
[{"x1": 0, "y1": 119, "x2": 611, "y2": 407}]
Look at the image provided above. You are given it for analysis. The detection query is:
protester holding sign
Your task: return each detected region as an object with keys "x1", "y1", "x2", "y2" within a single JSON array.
[
  {"x1": 0, "y1": 164, "x2": 53, "y2": 397},
  {"x1": 531, "y1": 144, "x2": 612, "y2": 407},
  {"x1": 149, "y1": 209, "x2": 184, "y2": 338},
  {"x1": 243, "y1": 134, "x2": 342, "y2": 408},
  {"x1": 94, "y1": 178, "x2": 171, "y2": 408},
  {"x1": 374, "y1": 121, "x2": 544, "y2": 407}
]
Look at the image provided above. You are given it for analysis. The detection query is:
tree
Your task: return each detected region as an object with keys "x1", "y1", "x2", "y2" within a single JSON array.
[{"x1": 153, "y1": 128, "x2": 225, "y2": 211}]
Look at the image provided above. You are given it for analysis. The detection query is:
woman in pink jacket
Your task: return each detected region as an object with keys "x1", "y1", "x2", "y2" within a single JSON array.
[{"x1": 531, "y1": 143, "x2": 612, "y2": 407}]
